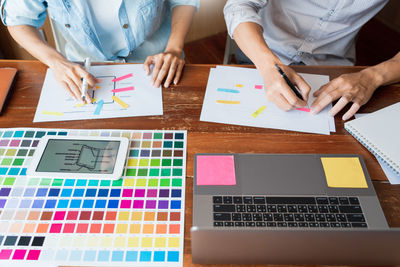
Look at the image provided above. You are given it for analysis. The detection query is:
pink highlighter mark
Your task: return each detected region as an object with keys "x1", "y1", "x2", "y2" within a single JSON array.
[
  {"x1": 296, "y1": 107, "x2": 311, "y2": 112},
  {"x1": 111, "y1": 86, "x2": 135, "y2": 93},
  {"x1": 112, "y1": 73, "x2": 133, "y2": 82},
  {"x1": 255, "y1": 85, "x2": 263, "y2": 89},
  {"x1": 196, "y1": 155, "x2": 236, "y2": 185}
]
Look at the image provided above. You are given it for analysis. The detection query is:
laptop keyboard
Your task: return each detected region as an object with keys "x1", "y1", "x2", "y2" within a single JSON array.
[{"x1": 212, "y1": 196, "x2": 367, "y2": 228}]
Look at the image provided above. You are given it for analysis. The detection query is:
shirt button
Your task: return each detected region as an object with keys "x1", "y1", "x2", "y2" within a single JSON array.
[
  {"x1": 306, "y1": 37, "x2": 314, "y2": 42},
  {"x1": 297, "y1": 51, "x2": 303, "y2": 56},
  {"x1": 329, "y1": 9, "x2": 335, "y2": 15},
  {"x1": 123, "y1": 24, "x2": 129, "y2": 29},
  {"x1": 65, "y1": 24, "x2": 71, "y2": 28}
]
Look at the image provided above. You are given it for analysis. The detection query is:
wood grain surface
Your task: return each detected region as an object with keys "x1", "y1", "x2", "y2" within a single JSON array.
[{"x1": 1, "y1": 60, "x2": 399, "y2": 267}]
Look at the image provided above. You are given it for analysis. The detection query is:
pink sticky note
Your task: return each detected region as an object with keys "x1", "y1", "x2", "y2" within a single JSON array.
[
  {"x1": 112, "y1": 73, "x2": 133, "y2": 82},
  {"x1": 296, "y1": 107, "x2": 311, "y2": 112},
  {"x1": 196, "y1": 155, "x2": 236, "y2": 185},
  {"x1": 254, "y1": 85, "x2": 263, "y2": 89}
]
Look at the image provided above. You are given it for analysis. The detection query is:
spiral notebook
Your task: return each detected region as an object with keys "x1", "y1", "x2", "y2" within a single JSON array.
[{"x1": 345, "y1": 102, "x2": 400, "y2": 175}]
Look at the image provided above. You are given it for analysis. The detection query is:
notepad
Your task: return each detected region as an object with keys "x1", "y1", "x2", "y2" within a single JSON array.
[
  {"x1": 0, "y1": 68, "x2": 17, "y2": 114},
  {"x1": 196, "y1": 155, "x2": 236, "y2": 185},
  {"x1": 321, "y1": 157, "x2": 368, "y2": 188},
  {"x1": 345, "y1": 102, "x2": 400, "y2": 176}
]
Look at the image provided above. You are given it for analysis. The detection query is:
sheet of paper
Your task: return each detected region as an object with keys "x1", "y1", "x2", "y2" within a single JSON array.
[
  {"x1": 321, "y1": 157, "x2": 368, "y2": 188},
  {"x1": 376, "y1": 156, "x2": 400, "y2": 185},
  {"x1": 33, "y1": 64, "x2": 162, "y2": 122},
  {"x1": 196, "y1": 155, "x2": 236, "y2": 185},
  {"x1": 201, "y1": 66, "x2": 333, "y2": 135}
]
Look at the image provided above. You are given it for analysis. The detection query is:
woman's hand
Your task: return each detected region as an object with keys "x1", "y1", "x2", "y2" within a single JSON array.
[
  {"x1": 49, "y1": 58, "x2": 98, "y2": 103},
  {"x1": 143, "y1": 49, "x2": 184, "y2": 88}
]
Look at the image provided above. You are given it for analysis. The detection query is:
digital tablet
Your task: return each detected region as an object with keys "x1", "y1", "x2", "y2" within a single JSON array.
[{"x1": 27, "y1": 136, "x2": 129, "y2": 180}]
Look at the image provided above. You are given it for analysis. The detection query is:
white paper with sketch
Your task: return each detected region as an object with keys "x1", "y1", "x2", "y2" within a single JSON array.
[
  {"x1": 33, "y1": 64, "x2": 162, "y2": 122},
  {"x1": 201, "y1": 66, "x2": 334, "y2": 135}
]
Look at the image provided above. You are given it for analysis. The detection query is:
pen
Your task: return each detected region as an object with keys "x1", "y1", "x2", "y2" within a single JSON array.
[
  {"x1": 274, "y1": 64, "x2": 304, "y2": 101},
  {"x1": 81, "y1": 57, "x2": 91, "y2": 102}
]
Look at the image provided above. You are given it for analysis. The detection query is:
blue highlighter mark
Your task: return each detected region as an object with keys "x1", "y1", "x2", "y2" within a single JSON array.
[
  {"x1": 217, "y1": 88, "x2": 240, "y2": 93},
  {"x1": 94, "y1": 100, "x2": 104, "y2": 115}
]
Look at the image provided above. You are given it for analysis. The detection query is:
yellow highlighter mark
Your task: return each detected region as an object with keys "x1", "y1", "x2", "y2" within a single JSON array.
[
  {"x1": 321, "y1": 157, "x2": 368, "y2": 188},
  {"x1": 252, "y1": 105, "x2": 267, "y2": 118},
  {"x1": 42, "y1": 111, "x2": 63, "y2": 116},
  {"x1": 216, "y1": 100, "x2": 240, "y2": 105},
  {"x1": 75, "y1": 98, "x2": 97, "y2": 108},
  {"x1": 112, "y1": 96, "x2": 129, "y2": 109},
  {"x1": 235, "y1": 84, "x2": 244, "y2": 88}
]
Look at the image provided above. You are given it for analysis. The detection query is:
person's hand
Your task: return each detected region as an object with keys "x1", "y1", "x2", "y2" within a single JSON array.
[
  {"x1": 259, "y1": 63, "x2": 310, "y2": 111},
  {"x1": 143, "y1": 49, "x2": 184, "y2": 88},
  {"x1": 310, "y1": 70, "x2": 379, "y2": 120},
  {"x1": 49, "y1": 58, "x2": 98, "y2": 103}
]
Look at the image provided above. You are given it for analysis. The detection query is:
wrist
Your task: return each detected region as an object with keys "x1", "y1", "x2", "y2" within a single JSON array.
[
  {"x1": 255, "y1": 53, "x2": 282, "y2": 73},
  {"x1": 360, "y1": 67, "x2": 384, "y2": 89}
]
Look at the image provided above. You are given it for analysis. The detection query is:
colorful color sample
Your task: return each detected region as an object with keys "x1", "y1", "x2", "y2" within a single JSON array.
[{"x1": 0, "y1": 128, "x2": 186, "y2": 266}]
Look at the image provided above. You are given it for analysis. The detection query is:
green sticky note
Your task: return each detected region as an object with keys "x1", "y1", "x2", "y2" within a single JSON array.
[
  {"x1": 162, "y1": 159, "x2": 171, "y2": 166},
  {"x1": 161, "y1": 169, "x2": 171, "y2": 176},
  {"x1": 1, "y1": 158, "x2": 12, "y2": 166},
  {"x1": 52, "y1": 179, "x2": 63, "y2": 186},
  {"x1": 153, "y1": 133, "x2": 163, "y2": 139},
  {"x1": 173, "y1": 159, "x2": 183, "y2": 166},
  {"x1": 139, "y1": 159, "x2": 149, "y2": 167},
  {"x1": 100, "y1": 180, "x2": 111, "y2": 187},
  {"x1": 112, "y1": 179, "x2": 123, "y2": 186},
  {"x1": 40, "y1": 178, "x2": 52, "y2": 186},
  {"x1": 12, "y1": 159, "x2": 24, "y2": 166},
  {"x1": 149, "y1": 169, "x2": 159, "y2": 176},
  {"x1": 150, "y1": 159, "x2": 160, "y2": 166},
  {"x1": 137, "y1": 169, "x2": 148, "y2": 176},
  {"x1": 4, "y1": 177, "x2": 16, "y2": 185},
  {"x1": 172, "y1": 168, "x2": 182, "y2": 176},
  {"x1": 126, "y1": 169, "x2": 136, "y2": 176},
  {"x1": 174, "y1": 141, "x2": 184, "y2": 148}
]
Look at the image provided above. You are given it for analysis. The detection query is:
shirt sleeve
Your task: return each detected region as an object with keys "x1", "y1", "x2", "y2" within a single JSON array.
[
  {"x1": 224, "y1": 0, "x2": 268, "y2": 38},
  {"x1": 168, "y1": 0, "x2": 200, "y2": 10},
  {"x1": 1, "y1": 0, "x2": 48, "y2": 28}
]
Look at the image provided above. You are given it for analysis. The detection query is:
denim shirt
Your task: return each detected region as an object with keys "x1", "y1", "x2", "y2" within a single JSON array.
[{"x1": 1, "y1": 0, "x2": 199, "y2": 61}]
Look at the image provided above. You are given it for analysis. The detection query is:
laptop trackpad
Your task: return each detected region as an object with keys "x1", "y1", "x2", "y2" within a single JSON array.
[{"x1": 236, "y1": 154, "x2": 326, "y2": 195}]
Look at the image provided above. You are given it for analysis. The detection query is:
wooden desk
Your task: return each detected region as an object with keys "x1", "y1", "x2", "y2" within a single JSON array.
[{"x1": 1, "y1": 60, "x2": 400, "y2": 267}]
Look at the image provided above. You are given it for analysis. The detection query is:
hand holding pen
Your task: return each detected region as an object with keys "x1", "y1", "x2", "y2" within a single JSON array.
[
  {"x1": 258, "y1": 62, "x2": 310, "y2": 111},
  {"x1": 81, "y1": 57, "x2": 92, "y2": 103}
]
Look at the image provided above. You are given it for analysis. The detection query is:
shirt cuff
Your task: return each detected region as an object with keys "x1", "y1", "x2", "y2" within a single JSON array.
[{"x1": 170, "y1": 0, "x2": 200, "y2": 10}]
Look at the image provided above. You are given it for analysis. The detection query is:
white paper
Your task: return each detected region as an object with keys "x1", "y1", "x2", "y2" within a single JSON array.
[
  {"x1": 376, "y1": 156, "x2": 400, "y2": 184},
  {"x1": 201, "y1": 66, "x2": 333, "y2": 135},
  {"x1": 34, "y1": 64, "x2": 162, "y2": 122}
]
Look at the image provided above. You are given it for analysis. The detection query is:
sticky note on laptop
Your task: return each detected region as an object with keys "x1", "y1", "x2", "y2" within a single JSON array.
[
  {"x1": 196, "y1": 155, "x2": 236, "y2": 185},
  {"x1": 321, "y1": 157, "x2": 368, "y2": 188}
]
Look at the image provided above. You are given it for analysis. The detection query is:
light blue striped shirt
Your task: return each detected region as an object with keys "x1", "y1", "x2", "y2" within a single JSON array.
[{"x1": 224, "y1": 0, "x2": 388, "y2": 65}]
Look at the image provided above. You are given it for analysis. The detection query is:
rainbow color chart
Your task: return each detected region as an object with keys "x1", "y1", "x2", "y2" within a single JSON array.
[{"x1": 0, "y1": 128, "x2": 186, "y2": 266}]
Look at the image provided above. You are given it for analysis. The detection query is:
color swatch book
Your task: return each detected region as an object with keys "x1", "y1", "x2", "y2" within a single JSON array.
[
  {"x1": 0, "y1": 128, "x2": 186, "y2": 267},
  {"x1": 200, "y1": 66, "x2": 335, "y2": 135},
  {"x1": 345, "y1": 102, "x2": 400, "y2": 176},
  {"x1": 34, "y1": 64, "x2": 163, "y2": 122}
]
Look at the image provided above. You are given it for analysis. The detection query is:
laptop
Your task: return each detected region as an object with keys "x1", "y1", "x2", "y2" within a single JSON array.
[{"x1": 191, "y1": 154, "x2": 400, "y2": 265}]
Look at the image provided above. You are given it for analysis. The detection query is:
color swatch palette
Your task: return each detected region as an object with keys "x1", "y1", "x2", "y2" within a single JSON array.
[{"x1": 0, "y1": 128, "x2": 186, "y2": 266}]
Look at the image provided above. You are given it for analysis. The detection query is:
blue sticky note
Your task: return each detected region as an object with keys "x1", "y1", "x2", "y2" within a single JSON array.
[
  {"x1": 36, "y1": 188, "x2": 48, "y2": 197},
  {"x1": 111, "y1": 251, "x2": 124, "y2": 262},
  {"x1": 8, "y1": 168, "x2": 20, "y2": 175},
  {"x1": 64, "y1": 179, "x2": 76, "y2": 186},
  {"x1": 82, "y1": 199, "x2": 94, "y2": 208},
  {"x1": 45, "y1": 199, "x2": 57, "y2": 209},
  {"x1": 98, "y1": 189, "x2": 109, "y2": 197},
  {"x1": 76, "y1": 179, "x2": 87, "y2": 186},
  {"x1": 61, "y1": 189, "x2": 73, "y2": 197},
  {"x1": 171, "y1": 189, "x2": 181, "y2": 198},
  {"x1": 107, "y1": 200, "x2": 119, "y2": 208},
  {"x1": 70, "y1": 199, "x2": 82, "y2": 208},
  {"x1": 83, "y1": 251, "x2": 96, "y2": 262},
  {"x1": 73, "y1": 189, "x2": 85, "y2": 197},
  {"x1": 94, "y1": 100, "x2": 104, "y2": 115},
  {"x1": 110, "y1": 189, "x2": 121, "y2": 197},
  {"x1": 13, "y1": 131, "x2": 24, "y2": 137},
  {"x1": 97, "y1": 251, "x2": 110, "y2": 262},
  {"x1": 32, "y1": 199, "x2": 44, "y2": 209},
  {"x1": 57, "y1": 199, "x2": 69, "y2": 208},
  {"x1": 48, "y1": 188, "x2": 60, "y2": 197}
]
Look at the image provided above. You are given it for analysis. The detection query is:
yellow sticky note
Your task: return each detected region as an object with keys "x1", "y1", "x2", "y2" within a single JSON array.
[
  {"x1": 112, "y1": 95, "x2": 129, "y2": 109},
  {"x1": 321, "y1": 157, "x2": 368, "y2": 188}
]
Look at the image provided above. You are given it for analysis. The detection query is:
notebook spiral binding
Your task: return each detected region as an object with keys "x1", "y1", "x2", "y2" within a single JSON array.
[{"x1": 345, "y1": 124, "x2": 400, "y2": 176}]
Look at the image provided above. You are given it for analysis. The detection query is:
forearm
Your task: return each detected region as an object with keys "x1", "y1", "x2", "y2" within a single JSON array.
[
  {"x1": 233, "y1": 22, "x2": 279, "y2": 69},
  {"x1": 7, "y1": 25, "x2": 66, "y2": 68},
  {"x1": 361, "y1": 52, "x2": 400, "y2": 88},
  {"x1": 165, "y1": 5, "x2": 196, "y2": 53}
]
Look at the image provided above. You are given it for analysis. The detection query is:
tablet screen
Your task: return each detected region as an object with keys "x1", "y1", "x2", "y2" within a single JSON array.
[{"x1": 36, "y1": 139, "x2": 121, "y2": 174}]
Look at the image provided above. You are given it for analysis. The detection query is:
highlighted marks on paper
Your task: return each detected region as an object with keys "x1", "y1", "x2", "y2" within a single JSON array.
[
  {"x1": 112, "y1": 73, "x2": 133, "y2": 82},
  {"x1": 196, "y1": 155, "x2": 236, "y2": 185},
  {"x1": 235, "y1": 84, "x2": 244, "y2": 88},
  {"x1": 75, "y1": 98, "x2": 97, "y2": 108},
  {"x1": 94, "y1": 100, "x2": 104, "y2": 115},
  {"x1": 216, "y1": 100, "x2": 240, "y2": 105},
  {"x1": 217, "y1": 88, "x2": 240, "y2": 94},
  {"x1": 112, "y1": 96, "x2": 129, "y2": 109},
  {"x1": 42, "y1": 111, "x2": 63, "y2": 116},
  {"x1": 255, "y1": 85, "x2": 263, "y2": 89},
  {"x1": 321, "y1": 157, "x2": 368, "y2": 188},
  {"x1": 93, "y1": 86, "x2": 101, "y2": 90},
  {"x1": 111, "y1": 86, "x2": 135, "y2": 93},
  {"x1": 296, "y1": 107, "x2": 311, "y2": 112},
  {"x1": 252, "y1": 105, "x2": 267, "y2": 118}
]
